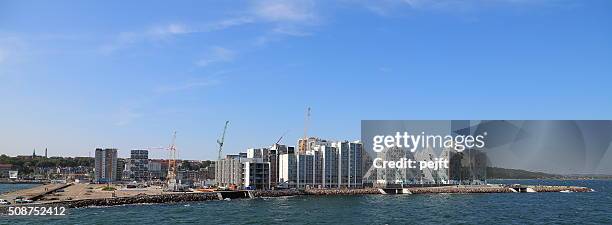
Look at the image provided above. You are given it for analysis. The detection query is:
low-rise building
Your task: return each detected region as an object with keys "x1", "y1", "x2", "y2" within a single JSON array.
[{"x1": 0, "y1": 164, "x2": 13, "y2": 178}]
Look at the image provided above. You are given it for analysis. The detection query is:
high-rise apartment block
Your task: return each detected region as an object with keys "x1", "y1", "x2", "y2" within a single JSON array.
[{"x1": 94, "y1": 148, "x2": 118, "y2": 183}]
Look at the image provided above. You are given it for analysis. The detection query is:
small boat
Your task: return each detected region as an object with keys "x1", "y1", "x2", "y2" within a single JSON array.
[{"x1": 560, "y1": 190, "x2": 572, "y2": 193}]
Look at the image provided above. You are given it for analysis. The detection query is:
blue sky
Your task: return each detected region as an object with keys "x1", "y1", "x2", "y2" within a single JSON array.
[{"x1": 1, "y1": 0, "x2": 611, "y2": 160}]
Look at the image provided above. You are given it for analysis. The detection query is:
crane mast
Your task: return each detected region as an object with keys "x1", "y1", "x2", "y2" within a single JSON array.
[
  {"x1": 167, "y1": 131, "x2": 178, "y2": 190},
  {"x1": 300, "y1": 107, "x2": 311, "y2": 154},
  {"x1": 217, "y1": 121, "x2": 229, "y2": 160}
]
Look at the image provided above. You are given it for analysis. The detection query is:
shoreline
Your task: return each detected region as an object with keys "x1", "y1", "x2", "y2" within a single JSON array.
[{"x1": 0, "y1": 184, "x2": 594, "y2": 209}]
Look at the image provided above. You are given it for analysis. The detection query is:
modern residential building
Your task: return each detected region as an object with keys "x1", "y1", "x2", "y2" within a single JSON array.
[
  {"x1": 129, "y1": 150, "x2": 149, "y2": 181},
  {"x1": 216, "y1": 150, "x2": 274, "y2": 189},
  {"x1": 297, "y1": 153, "x2": 315, "y2": 188},
  {"x1": 319, "y1": 145, "x2": 339, "y2": 188},
  {"x1": 278, "y1": 146, "x2": 297, "y2": 188},
  {"x1": 294, "y1": 140, "x2": 364, "y2": 188},
  {"x1": 148, "y1": 160, "x2": 163, "y2": 179},
  {"x1": 216, "y1": 139, "x2": 365, "y2": 190},
  {"x1": 116, "y1": 158, "x2": 125, "y2": 181},
  {"x1": 247, "y1": 148, "x2": 269, "y2": 160},
  {"x1": 242, "y1": 158, "x2": 270, "y2": 189},
  {"x1": 216, "y1": 154, "x2": 245, "y2": 188},
  {"x1": 336, "y1": 141, "x2": 363, "y2": 188},
  {"x1": 268, "y1": 144, "x2": 286, "y2": 188},
  {"x1": 298, "y1": 137, "x2": 331, "y2": 154},
  {"x1": 94, "y1": 148, "x2": 118, "y2": 183},
  {"x1": 148, "y1": 159, "x2": 171, "y2": 181}
]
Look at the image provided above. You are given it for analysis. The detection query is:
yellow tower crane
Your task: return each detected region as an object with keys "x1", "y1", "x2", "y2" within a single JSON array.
[{"x1": 300, "y1": 107, "x2": 311, "y2": 154}]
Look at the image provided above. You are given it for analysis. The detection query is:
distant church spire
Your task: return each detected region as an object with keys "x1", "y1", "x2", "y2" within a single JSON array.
[
  {"x1": 45, "y1": 148, "x2": 48, "y2": 158},
  {"x1": 33, "y1": 148, "x2": 36, "y2": 157}
]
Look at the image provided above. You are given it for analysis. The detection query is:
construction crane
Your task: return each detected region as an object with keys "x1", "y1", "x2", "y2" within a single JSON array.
[
  {"x1": 275, "y1": 130, "x2": 289, "y2": 145},
  {"x1": 167, "y1": 131, "x2": 178, "y2": 190},
  {"x1": 217, "y1": 121, "x2": 229, "y2": 160},
  {"x1": 140, "y1": 132, "x2": 179, "y2": 190},
  {"x1": 299, "y1": 107, "x2": 311, "y2": 154}
]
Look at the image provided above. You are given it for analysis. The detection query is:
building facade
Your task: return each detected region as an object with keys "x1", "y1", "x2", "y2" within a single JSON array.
[
  {"x1": 216, "y1": 154, "x2": 244, "y2": 188},
  {"x1": 129, "y1": 150, "x2": 149, "y2": 181},
  {"x1": 216, "y1": 139, "x2": 365, "y2": 190},
  {"x1": 94, "y1": 148, "x2": 118, "y2": 183},
  {"x1": 242, "y1": 158, "x2": 270, "y2": 189},
  {"x1": 278, "y1": 146, "x2": 297, "y2": 188},
  {"x1": 320, "y1": 145, "x2": 339, "y2": 188},
  {"x1": 336, "y1": 141, "x2": 363, "y2": 188}
]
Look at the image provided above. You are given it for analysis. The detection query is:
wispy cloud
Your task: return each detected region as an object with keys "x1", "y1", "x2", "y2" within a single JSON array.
[
  {"x1": 99, "y1": 18, "x2": 257, "y2": 54},
  {"x1": 253, "y1": 0, "x2": 318, "y2": 23},
  {"x1": 114, "y1": 106, "x2": 143, "y2": 126},
  {"x1": 251, "y1": 0, "x2": 320, "y2": 39},
  {"x1": 114, "y1": 73, "x2": 225, "y2": 125},
  {"x1": 272, "y1": 26, "x2": 313, "y2": 36},
  {"x1": 208, "y1": 17, "x2": 256, "y2": 30},
  {"x1": 150, "y1": 23, "x2": 192, "y2": 36},
  {"x1": 100, "y1": 0, "x2": 322, "y2": 53},
  {"x1": 353, "y1": 0, "x2": 561, "y2": 15},
  {"x1": 195, "y1": 47, "x2": 236, "y2": 67},
  {"x1": 155, "y1": 75, "x2": 224, "y2": 93},
  {"x1": 99, "y1": 23, "x2": 196, "y2": 54}
]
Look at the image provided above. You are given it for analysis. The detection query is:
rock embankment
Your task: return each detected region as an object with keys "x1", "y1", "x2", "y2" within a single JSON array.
[
  {"x1": 304, "y1": 188, "x2": 380, "y2": 195},
  {"x1": 530, "y1": 186, "x2": 592, "y2": 192},
  {"x1": 406, "y1": 186, "x2": 513, "y2": 194},
  {"x1": 252, "y1": 189, "x2": 304, "y2": 197},
  {"x1": 252, "y1": 188, "x2": 381, "y2": 197},
  {"x1": 59, "y1": 193, "x2": 219, "y2": 208}
]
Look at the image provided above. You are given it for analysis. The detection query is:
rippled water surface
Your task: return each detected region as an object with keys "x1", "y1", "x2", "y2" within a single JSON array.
[
  {"x1": 2, "y1": 180, "x2": 611, "y2": 224},
  {"x1": 0, "y1": 183, "x2": 39, "y2": 195}
]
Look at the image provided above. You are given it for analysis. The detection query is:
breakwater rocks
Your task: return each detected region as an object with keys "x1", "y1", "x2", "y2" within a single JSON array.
[
  {"x1": 531, "y1": 186, "x2": 592, "y2": 192},
  {"x1": 251, "y1": 188, "x2": 381, "y2": 197},
  {"x1": 406, "y1": 186, "x2": 513, "y2": 194},
  {"x1": 59, "y1": 193, "x2": 219, "y2": 208},
  {"x1": 304, "y1": 188, "x2": 381, "y2": 195},
  {"x1": 252, "y1": 189, "x2": 304, "y2": 197},
  {"x1": 404, "y1": 185, "x2": 593, "y2": 194}
]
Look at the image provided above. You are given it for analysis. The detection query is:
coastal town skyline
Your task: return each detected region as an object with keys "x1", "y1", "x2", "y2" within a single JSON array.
[
  {"x1": 2, "y1": 1, "x2": 612, "y2": 224},
  {"x1": 2, "y1": 0, "x2": 612, "y2": 161}
]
